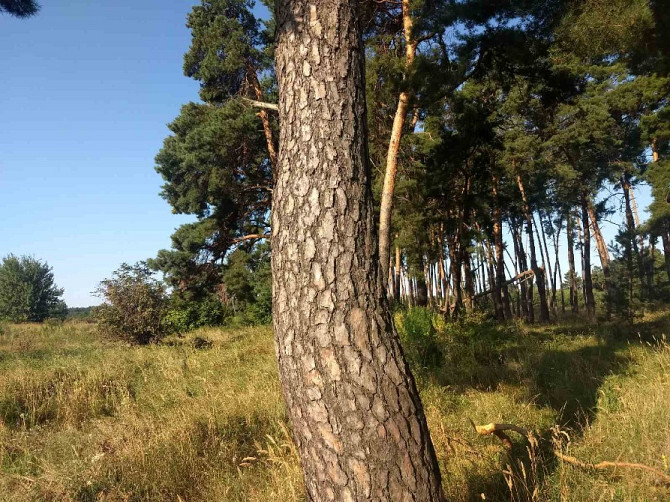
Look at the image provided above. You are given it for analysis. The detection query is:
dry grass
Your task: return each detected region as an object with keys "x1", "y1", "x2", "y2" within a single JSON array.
[{"x1": 0, "y1": 312, "x2": 668, "y2": 501}]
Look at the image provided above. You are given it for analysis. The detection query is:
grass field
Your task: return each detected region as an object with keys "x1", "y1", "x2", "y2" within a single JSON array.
[{"x1": 0, "y1": 311, "x2": 668, "y2": 501}]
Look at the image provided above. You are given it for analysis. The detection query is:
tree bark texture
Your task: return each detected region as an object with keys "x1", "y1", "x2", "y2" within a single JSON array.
[{"x1": 273, "y1": 1, "x2": 444, "y2": 500}]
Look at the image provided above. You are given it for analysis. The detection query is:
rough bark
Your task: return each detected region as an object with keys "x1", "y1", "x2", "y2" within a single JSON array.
[
  {"x1": 273, "y1": 1, "x2": 444, "y2": 499},
  {"x1": 516, "y1": 175, "x2": 549, "y2": 322},
  {"x1": 580, "y1": 195, "x2": 596, "y2": 319},
  {"x1": 378, "y1": 0, "x2": 418, "y2": 289}
]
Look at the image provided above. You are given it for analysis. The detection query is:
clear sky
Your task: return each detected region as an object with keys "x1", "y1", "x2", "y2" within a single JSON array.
[
  {"x1": 1, "y1": 1, "x2": 205, "y2": 307},
  {"x1": 0, "y1": 1, "x2": 654, "y2": 307}
]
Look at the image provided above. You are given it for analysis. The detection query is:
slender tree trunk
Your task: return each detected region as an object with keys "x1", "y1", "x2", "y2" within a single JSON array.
[
  {"x1": 490, "y1": 179, "x2": 512, "y2": 319},
  {"x1": 580, "y1": 195, "x2": 596, "y2": 319},
  {"x1": 537, "y1": 212, "x2": 556, "y2": 314},
  {"x1": 378, "y1": 0, "x2": 418, "y2": 288},
  {"x1": 394, "y1": 245, "x2": 401, "y2": 301},
  {"x1": 566, "y1": 210, "x2": 579, "y2": 313},
  {"x1": 437, "y1": 239, "x2": 448, "y2": 310},
  {"x1": 663, "y1": 227, "x2": 670, "y2": 283},
  {"x1": 273, "y1": 2, "x2": 444, "y2": 499},
  {"x1": 420, "y1": 260, "x2": 430, "y2": 307},
  {"x1": 448, "y1": 237, "x2": 463, "y2": 318},
  {"x1": 586, "y1": 197, "x2": 612, "y2": 316},
  {"x1": 516, "y1": 175, "x2": 549, "y2": 322},
  {"x1": 511, "y1": 219, "x2": 531, "y2": 322},
  {"x1": 463, "y1": 251, "x2": 476, "y2": 309},
  {"x1": 247, "y1": 64, "x2": 278, "y2": 173}
]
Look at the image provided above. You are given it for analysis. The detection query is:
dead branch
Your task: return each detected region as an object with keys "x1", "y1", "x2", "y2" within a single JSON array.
[
  {"x1": 470, "y1": 420, "x2": 670, "y2": 486},
  {"x1": 555, "y1": 450, "x2": 670, "y2": 485},
  {"x1": 232, "y1": 233, "x2": 270, "y2": 245},
  {"x1": 241, "y1": 97, "x2": 278, "y2": 111},
  {"x1": 469, "y1": 419, "x2": 528, "y2": 450}
]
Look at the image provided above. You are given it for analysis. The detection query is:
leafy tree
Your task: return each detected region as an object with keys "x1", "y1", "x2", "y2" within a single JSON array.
[
  {"x1": 94, "y1": 263, "x2": 169, "y2": 344},
  {"x1": 0, "y1": 0, "x2": 39, "y2": 17},
  {"x1": 0, "y1": 254, "x2": 66, "y2": 322},
  {"x1": 152, "y1": 0, "x2": 276, "y2": 302}
]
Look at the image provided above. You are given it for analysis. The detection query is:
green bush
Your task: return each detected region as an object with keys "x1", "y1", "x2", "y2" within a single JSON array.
[
  {"x1": 396, "y1": 307, "x2": 443, "y2": 369},
  {"x1": 164, "y1": 295, "x2": 226, "y2": 333},
  {"x1": 95, "y1": 263, "x2": 169, "y2": 344}
]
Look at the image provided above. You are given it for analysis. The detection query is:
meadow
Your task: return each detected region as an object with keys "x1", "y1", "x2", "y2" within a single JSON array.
[{"x1": 0, "y1": 311, "x2": 668, "y2": 501}]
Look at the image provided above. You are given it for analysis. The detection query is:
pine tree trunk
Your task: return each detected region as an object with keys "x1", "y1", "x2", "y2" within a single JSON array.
[
  {"x1": 580, "y1": 195, "x2": 596, "y2": 319},
  {"x1": 378, "y1": 0, "x2": 418, "y2": 289},
  {"x1": 273, "y1": 1, "x2": 444, "y2": 499},
  {"x1": 663, "y1": 227, "x2": 670, "y2": 283},
  {"x1": 516, "y1": 175, "x2": 549, "y2": 322},
  {"x1": 511, "y1": 219, "x2": 532, "y2": 322},
  {"x1": 586, "y1": 197, "x2": 612, "y2": 316},
  {"x1": 418, "y1": 261, "x2": 429, "y2": 307},
  {"x1": 566, "y1": 211, "x2": 578, "y2": 313},
  {"x1": 491, "y1": 180, "x2": 512, "y2": 319},
  {"x1": 463, "y1": 251, "x2": 476, "y2": 310},
  {"x1": 537, "y1": 212, "x2": 556, "y2": 314},
  {"x1": 394, "y1": 245, "x2": 402, "y2": 301},
  {"x1": 552, "y1": 215, "x2": 566, "y2": 314},
  {"x1": 448, "y1": 237, "x2": 463, "y2": 318}
]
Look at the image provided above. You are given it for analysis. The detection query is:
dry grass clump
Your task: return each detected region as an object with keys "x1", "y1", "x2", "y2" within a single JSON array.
[{"x1": 1, "y1": 312, "x2": 669, "y2": 500}]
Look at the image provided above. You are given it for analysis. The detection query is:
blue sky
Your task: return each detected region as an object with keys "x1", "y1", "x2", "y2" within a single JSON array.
[
  {"x1": 0, "y1": 1, "x2": 206, "y2": 307},
  {"x1": 0, "y1": 1, "x2": 654, "y2": 307}
]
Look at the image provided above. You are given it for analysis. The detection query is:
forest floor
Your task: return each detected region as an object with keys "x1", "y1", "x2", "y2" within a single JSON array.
[{"x1": 0, "y1": 310, "x2": 669, "y2": 501}]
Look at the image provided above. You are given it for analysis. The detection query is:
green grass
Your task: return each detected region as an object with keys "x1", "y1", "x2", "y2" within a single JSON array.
[{"x1": 0, "y1": 312, "x2": 669, "y2": 501}]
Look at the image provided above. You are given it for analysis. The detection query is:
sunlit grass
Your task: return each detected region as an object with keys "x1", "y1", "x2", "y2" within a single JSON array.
[{"x1": 0, "y1": 312, "x2": 668, "y2": 500}]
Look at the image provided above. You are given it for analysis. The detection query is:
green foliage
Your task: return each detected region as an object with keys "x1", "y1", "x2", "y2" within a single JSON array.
[
  {"x1": 395, "y1": 307, "x2": 443, "y2": 369},
  {"x1": 0, "y1": 254, "x2": 66, "y2": 323},
  {"x1": 152, "y1": 0, "x2": 275, "y2": 301},
  {"x1": 94, "y1": 263, "x2": 169, "y2": 344},
  {"x1": 164, "y1": 295, "x2": 226, "y2": 333}
]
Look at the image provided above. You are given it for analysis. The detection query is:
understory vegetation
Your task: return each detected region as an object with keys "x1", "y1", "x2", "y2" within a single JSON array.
[{"x1": 1, "y1": 310, "x2": 668, "y2": 501}]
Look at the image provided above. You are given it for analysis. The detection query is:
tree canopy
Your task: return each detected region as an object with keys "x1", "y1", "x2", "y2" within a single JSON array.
[{"x1": 0, "y1": 255, "x2": 66, "y2": 322}]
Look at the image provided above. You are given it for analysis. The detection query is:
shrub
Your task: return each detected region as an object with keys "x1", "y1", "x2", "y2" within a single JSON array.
[
  {"x1": 164, "y1": 295, "x2": 226, "y2": 333},
  {"x1": 95, "y1": 263, "x2": 169, "y2": 344},
  {"x1": 396, "y1": 307, "x2": 443, "y2": 369}
]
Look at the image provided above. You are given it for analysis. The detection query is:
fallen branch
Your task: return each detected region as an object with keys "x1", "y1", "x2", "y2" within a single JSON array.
[
  {"x1": 469, "y1": 419, "x2": 528, "y2": 450},
  {"x1": 474, "y1": 269, "x2": 534, "y2": 298},
  {"x1": 470, "y1": 419, "x2": 670, "y2": 486},
  {"x1": 555, "y1": 450, "x2": 670, "y2": 485}
]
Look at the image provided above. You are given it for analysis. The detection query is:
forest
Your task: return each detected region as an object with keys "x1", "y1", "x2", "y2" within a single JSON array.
[
  {"x1": 148, "y1": 0, "x2": 669, "y2": 327},
  {"x1": 1, "y1": 0, "x2": 669, "y2": 501}
]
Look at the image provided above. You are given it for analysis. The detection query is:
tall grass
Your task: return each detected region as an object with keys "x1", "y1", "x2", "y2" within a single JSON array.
[{"x1": 0, "y1": 313, "x2": 668, "y2": 500}]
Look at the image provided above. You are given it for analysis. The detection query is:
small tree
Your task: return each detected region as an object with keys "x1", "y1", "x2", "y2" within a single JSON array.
[
  {"x1": 95, "y1": 263, "x2": 168, "y2": 344},
  {"x1": 0, "y1": 254, "x2": 66, "y2": 322}
]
